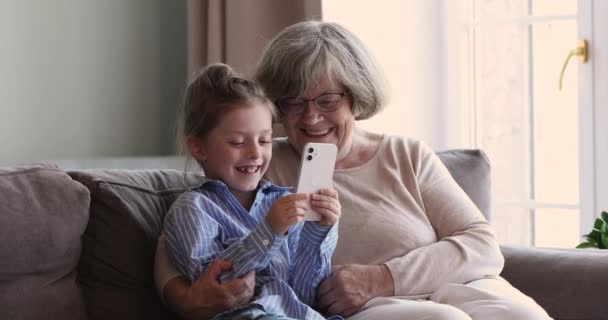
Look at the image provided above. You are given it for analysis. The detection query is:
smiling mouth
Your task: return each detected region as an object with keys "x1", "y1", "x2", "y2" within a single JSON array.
[
  {"x1": 236, "y1": 166, "x2": 261, "y2": 173},
  {"x1": 301, "y1": 128, "x2": 332, "y2": 136}
]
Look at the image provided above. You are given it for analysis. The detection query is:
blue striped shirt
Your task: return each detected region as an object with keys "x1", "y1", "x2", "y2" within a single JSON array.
[{"x1": 163, "y1": 179, "x2": 340, "y2": 320}]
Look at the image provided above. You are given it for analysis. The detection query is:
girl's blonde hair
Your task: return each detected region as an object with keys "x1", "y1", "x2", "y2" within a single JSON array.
[{"x1": 178, "y1": 63, "x2": 276, "y2": 170}]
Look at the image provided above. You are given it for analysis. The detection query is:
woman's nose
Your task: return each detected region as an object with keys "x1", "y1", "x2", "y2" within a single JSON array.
[{"x1": 301, "y1": 102, "x2": 324, "y2": 124}]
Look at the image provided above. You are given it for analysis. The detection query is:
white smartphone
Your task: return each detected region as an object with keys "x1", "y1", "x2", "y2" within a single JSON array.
[{"x1": 295, "y1": 142, "x2": 338, "y2": 221}]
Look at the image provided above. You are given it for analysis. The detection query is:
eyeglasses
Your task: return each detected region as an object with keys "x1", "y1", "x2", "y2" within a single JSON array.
[{"x1": 276, "y1": 92, "x2": 347, "y2": 115}]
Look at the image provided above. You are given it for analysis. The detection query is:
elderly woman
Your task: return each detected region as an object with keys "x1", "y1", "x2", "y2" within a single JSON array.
[{"x1": 155, "y1": 21, "x2": 551, "y2": 320}]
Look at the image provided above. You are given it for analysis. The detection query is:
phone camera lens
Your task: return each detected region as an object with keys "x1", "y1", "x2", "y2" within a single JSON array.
[
  {"x1": 307, "y1": 155, "x2": 313, "y2": 161},
  {"x1": 308, "y1": 147, "x2": 314, "y2": 153}
]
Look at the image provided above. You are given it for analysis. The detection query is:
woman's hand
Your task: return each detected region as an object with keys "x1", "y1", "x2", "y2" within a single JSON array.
[
  {"x1": 311, "y1": 188, "x2": 341, "y2": 226},
  {"x1": 267, "y1": 193, "x2": 309, "y2": 235},
  {"x1": 164, "y1": 259, "x2": 255, "y2": 320},
  {"x1": 317, "y1": 264, "x2": 394, "y2": 317}
]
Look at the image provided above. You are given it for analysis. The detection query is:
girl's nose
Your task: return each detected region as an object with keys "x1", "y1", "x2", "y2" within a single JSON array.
[{"x1": 249, "y1": 144, "x2": 261, "y2": 159}]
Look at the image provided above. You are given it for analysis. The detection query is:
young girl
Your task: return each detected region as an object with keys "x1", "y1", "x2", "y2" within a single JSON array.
[{"x1": 163, "y1": 63, "x2": 342, "y2": 320}]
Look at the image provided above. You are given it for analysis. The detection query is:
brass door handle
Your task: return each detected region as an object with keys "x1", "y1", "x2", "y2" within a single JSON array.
[{"x1": 559, "y1": 39, "x2": 588, "y2": 90}]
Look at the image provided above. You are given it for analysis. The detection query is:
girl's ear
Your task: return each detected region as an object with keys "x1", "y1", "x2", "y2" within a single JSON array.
[{"x1": 186, "y1": 136, "x2": 207, "y2": 162}]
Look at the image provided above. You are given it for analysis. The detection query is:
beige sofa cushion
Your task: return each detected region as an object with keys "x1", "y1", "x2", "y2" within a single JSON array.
[
  {"x1": 68, "y1": 169, "x2": 204, "y2": 320},
  {"x1": 0, "y1": 163, "x2": 89, "y2": 320}
]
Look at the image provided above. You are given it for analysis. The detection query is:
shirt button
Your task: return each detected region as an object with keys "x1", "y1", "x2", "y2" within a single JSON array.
[{"x1": 262, "y1": 239, "x2": 270, "y2": 247}]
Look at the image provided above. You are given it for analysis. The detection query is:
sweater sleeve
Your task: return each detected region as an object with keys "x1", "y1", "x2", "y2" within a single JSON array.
[{"x1": 384, "y1": 141, "x2": 504, "y2": 296}]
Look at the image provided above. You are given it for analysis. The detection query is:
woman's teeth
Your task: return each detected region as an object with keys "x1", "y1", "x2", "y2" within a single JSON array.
[{"x1": 304, "y1": 128, "x2": 330, "y2": 136}]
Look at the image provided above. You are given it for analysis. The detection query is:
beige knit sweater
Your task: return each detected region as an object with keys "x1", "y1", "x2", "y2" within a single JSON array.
[{"x1": 265, "y1": 135, "x2": 504, "y2": 298}]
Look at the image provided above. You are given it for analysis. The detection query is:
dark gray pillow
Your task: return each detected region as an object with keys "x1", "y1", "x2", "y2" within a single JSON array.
[
  {"x1": 0, "y1": 164, "x2": 89, "y2": 320},
  {"x1": 437, "y1": 149, "x2": 491, "y2": 220},
  {"x1": 68, "y1": 169, "x2": 205, "y2": 320}
]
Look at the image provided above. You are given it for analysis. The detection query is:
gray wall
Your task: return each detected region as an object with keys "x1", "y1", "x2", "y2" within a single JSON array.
[{"x1": 0, "y1": 0, "x2": 186, "y2": 166}]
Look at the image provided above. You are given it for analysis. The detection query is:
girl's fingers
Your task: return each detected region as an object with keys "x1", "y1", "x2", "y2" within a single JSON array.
[
  {"x1": 314, "y1": 207, "x2": 334, "y2": 216},
  {"x1": 311, "y1": 194, "x2": 340, "y2": 207},
  {"x1": 314, "y1": 207, "x2": 338, "y2": 224},
  {"x1": 283, "y1": 205, "x2": 307, "y2": 217},
  {"x1": 288, "y1": 193, "x2": 309, "y2": 201},
  {"x1": 287, "y1": 213, "x2": 305, "y2": 223},
  {"x1": 278, "y1": 193, "x2": 308, "y2": 205},
  {"x1": 285, "y1": 201, "x2": 309, "y2": 213},
  {"x1": 316, "y1": 188, "x2": 338, "y2": 198},
  {"x1": 294, "y1": 207, "x2": 307, "y2": 215},
  {"x1": 312, "y1": 205, "x2": 340, "y2": 218},
  {"x1": 311, "y1": 198, "x2": 341, "y2": 212},
  {"x1": 295, "y1": 199, "x2": 310, "y2": 209}
]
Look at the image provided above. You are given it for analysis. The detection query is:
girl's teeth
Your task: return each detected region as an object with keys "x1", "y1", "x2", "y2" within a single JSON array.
[{"x1": 237, "y1": 166, "x2": 259, "y2": 173}]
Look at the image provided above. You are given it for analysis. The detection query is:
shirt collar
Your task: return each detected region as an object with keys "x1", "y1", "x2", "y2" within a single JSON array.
[{"x1": 198, "y1": 178, "x2": 291, "y2": 193}]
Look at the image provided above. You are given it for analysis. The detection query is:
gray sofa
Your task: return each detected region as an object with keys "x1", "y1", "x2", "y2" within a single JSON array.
[{"x1": 1, "y1": 150, "x2": 606, "y2": 320}]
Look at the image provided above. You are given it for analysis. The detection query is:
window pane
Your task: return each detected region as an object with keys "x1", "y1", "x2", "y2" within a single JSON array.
[
  {"x1": 476, "y1": 23, "x2": 529, "y2": 203},
  {"x1": 476, "y1": 23, "x2": 531, "y2": 245},
  {"x1": 492, "y1": 207, "x2": 532, "y2": 245},
  {"x1": 475, "y1": 0, "x2": 526, "y2": 19},
  {"x1": 532, "y1": 21, "x2": 579, "y2": 204},
  {"x1": 532, "y1": 0, "x2": 577, "y2": 16},
  {"x1": 534, "y1": 208, "x2": 580, "y2": 248}
]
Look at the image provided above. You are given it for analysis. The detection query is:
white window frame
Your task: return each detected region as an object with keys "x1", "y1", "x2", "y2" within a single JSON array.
[{"x1": 460, "y1": 0, "x2": 593, "y2": 246}]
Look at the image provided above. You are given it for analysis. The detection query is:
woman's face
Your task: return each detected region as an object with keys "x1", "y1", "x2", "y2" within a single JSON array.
[{"x1": 281, "y1": 75, "x2": 356, "y2": 161}]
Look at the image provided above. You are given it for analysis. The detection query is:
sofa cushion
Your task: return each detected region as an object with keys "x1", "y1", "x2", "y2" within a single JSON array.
[
  {"x1": 64, "y1": 149, "x2": 490, "y2": 320},
  {"x1": 501, "y1": 245, "x2": 608, "y2": 320},
  {"x1": 68, "y1": 169, "x2": 205, "y2": 320},
  {"x1": 0, "y1": 163, "x2": 89, "y2": 320}
]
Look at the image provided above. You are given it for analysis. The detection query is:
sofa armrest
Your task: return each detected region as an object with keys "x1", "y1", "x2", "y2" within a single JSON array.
[{"x1": 500, "y1": 244, "x2": 608, "y2": 320}]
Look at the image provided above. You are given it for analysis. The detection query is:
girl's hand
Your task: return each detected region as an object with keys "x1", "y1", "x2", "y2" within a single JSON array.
[
  {"x1": 311, "y1": 188, "x2": 341, "y2": 226},
  {"x1": 267, "y1": 193, "x2": 309, "y2": 235}
]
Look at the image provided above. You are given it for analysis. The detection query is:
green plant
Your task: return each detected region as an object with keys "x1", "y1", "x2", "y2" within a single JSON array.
[{"x1": 577, "y1": 211, "x2": 608, "y2": 249}]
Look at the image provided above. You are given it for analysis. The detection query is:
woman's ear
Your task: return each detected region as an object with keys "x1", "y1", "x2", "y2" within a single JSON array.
[{"x1": 186, "y1": 136, "x2": 207, "y2": 162}]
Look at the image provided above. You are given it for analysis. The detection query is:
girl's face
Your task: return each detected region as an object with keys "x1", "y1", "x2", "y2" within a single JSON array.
[
  {"x1": 189, "y1": 103, "x2": 273, "y2": 199},
  {"x1": 281, "y1": 75, "x2": 356, "y2": 161}
]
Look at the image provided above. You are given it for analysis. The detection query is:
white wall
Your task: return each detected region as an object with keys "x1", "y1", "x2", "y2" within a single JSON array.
[
  {"x1": 0, "y1": 0, "x2": 186, "y2": 166},
  {"x1": 323, "y1": 0, "x2": 448, "y2": 149}
]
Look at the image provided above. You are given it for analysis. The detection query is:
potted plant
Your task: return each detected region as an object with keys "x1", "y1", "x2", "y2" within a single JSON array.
[{"x1": 577, "y1": 211, "x2": 608, "y2": 249}]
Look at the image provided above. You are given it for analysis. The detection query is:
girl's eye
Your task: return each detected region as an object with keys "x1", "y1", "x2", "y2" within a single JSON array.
[
  {"x1": 259, "y1": 140, "x2": 271, "y2": 144},
  {"x1": 229, "y1": 141, "x2": 244, "y2": 146}
]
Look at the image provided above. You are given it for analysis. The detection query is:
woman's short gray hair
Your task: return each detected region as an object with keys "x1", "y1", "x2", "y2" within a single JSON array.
[{"x1": 254, "y1": 20, "x2": 389, "y2": 120}]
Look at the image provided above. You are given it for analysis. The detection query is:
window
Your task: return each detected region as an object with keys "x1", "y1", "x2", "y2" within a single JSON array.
[
  {"x1": 460, "y1": 0, "x2": 580, "y2": 247},
  {"x1": 323, "y1": 0, "x2": 586, "y2": 248}
]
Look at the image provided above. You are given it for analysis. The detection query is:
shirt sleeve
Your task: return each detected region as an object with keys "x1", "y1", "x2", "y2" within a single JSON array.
[
  {"x1": 384, "y1": 141, "x2": 504, "y2": 296},
  {"x1": 163, "y1": 193, "x2": 288, "y2": 283},
  {"x1": 288, "y1": 222, "x2": 338, "y2": 306}
]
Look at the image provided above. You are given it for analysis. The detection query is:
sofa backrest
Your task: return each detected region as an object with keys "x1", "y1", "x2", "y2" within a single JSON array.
[
  {"x1": 436, "y1": 149, "x2": 491, "y2": 221},
  {"x1": 0, "y1": 149, "x2": 491, "y2": 320},
  {"x1": 0, "y1": 163, "x2": 89, "y2": 320},
  {"x1": 66, "y1": 149, "x2": 491, "y2": 320},
  {"x1": 68, "y1": 170, "x2": 204, "y2": 320}
]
